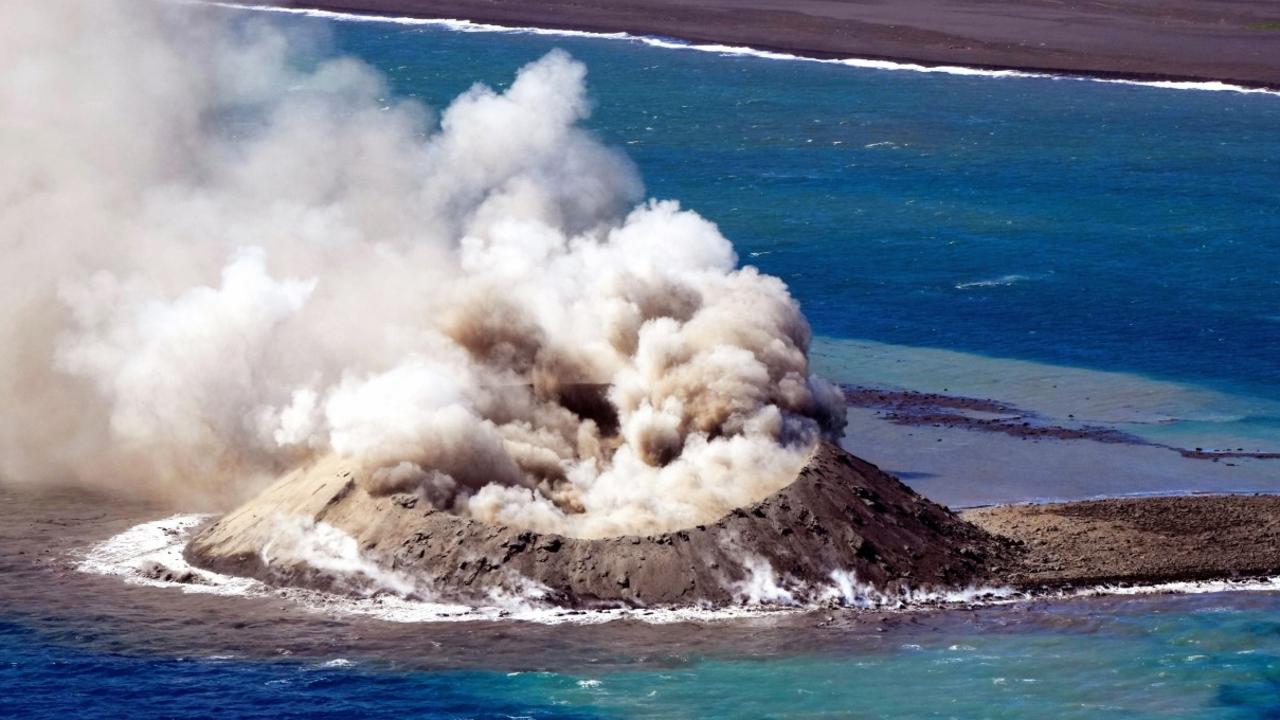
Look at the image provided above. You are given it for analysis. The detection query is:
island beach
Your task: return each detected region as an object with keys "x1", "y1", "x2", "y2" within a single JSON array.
[{"x1": 261, "y1": 0, "x2": 1280, "y2": 89}]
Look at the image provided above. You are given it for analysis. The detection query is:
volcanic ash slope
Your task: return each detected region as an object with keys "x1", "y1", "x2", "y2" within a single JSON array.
[{"x1": 185, "y1": 442, "x2": 1011, "y2": 606}]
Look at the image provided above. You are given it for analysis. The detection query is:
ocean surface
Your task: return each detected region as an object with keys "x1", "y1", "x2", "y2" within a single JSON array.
[
  {"x1": 274, "y1": 5, "x2": 1280, "y2": 455},
  {"x1": 7, "y1": 596, "x2": 1280, "y2": 720},
  {"x1": 5, "y1": 5, "x2": 1280, "y2": 718},
  {"x1": 4, "y1": 487, "x2": 1280, "y2": 720}
]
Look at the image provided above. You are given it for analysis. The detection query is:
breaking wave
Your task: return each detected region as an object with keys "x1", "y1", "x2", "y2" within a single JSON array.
[
  {"x1": 953, "y1": 273, "x2": 1038, "y2": 290},
  {"x1": 78, "y1": 514, "x2": 1280, "y2": 624}
]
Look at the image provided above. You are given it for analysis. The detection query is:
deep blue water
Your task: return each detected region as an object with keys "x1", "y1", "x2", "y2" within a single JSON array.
[
  {"x1": 7, "y1": 593, "x2": 1280, "y2": 719},
  {"x1": 0, "y1": 622, "x2": 595, "y2": 720},
  {"x1": 312, "y1": 18, "x2": 1280, "y2": 406}
]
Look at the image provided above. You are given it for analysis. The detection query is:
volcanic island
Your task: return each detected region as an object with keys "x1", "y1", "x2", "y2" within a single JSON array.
[{"x1": 185, "y1": 438, "x2": 1280, "y2": 608}]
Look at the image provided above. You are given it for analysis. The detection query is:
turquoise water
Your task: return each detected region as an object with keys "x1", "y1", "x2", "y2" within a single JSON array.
[
  {"x1": 7, "y1": 7, "x2": 1280, "y2": 718},
  {"x1": 7, "y1": 593, "x2": 1280, "y2": 719}
]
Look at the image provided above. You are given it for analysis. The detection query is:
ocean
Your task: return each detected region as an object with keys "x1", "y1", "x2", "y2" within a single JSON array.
[
  {"x1": 306, "y1": 8, "x2": 1280, "y2": 448},
  {"x1": 4, "y1": 486, "x2": 1280, "y2": 719},
  {"x1": 312, "y1": 6, "x2": 1280, "y2": 500},
  {"x1": 4, "y1": 4, "x2": 1280, "y2": 718},
  {"x1": 6, "y1": 596, "x2": 1280, "y2": 720}
]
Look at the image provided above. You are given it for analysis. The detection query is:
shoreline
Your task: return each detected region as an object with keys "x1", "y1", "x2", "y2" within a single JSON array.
[
  {"x1": 965, "y1": 495, "x2": 1280, "y2": 590},
  {"x1": 228, "y1": 1, "x2": 1280, "y2": 92},
  {"x1": 79, "y1": 492, "x2": 1280, "y2": 621},
  {"x1": 6, "y1": 494, "x2": 1280, "y2": 715},
  {"x1": 3, "y1": 480, "x2": 1278, "y2": 628},
  {"x1": 176, "y1": 438, "x2": 1280, "y2": 613}
]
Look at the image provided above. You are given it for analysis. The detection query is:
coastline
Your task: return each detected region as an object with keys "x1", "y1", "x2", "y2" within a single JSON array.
[
  {"x1": 64, "y1": 484, "x2": 1280, "y2": 620},
  {"x1": 3, "y1": 449, "x2": 1278, "y2": 626},
  {"x1": 7, "y1": 487, "x2": 1280, "y2": 716},
  {"x1": 965, "y1": 496, "x2": 1280, "y2": 590},
  {"x1": 233, "y1": 0, "x2": 1280, "y2": 91}
]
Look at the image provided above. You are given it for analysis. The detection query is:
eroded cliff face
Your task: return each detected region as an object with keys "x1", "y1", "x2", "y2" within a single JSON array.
[{"x1": 184, "y1": 442, "x2": 1010, "y2": 607}]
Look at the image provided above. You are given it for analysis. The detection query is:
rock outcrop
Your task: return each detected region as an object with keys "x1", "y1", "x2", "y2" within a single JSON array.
[
  {"x1": 185, "y1": 442, "x2": 1011, "y2": 606},
  {"x1": 964, "y1": 496, "x2": 1280, "y2": 588}
]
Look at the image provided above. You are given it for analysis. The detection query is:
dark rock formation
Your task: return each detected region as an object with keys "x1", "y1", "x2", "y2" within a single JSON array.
[{"x1": 185, "y1": 442, "x2": 1012, "y2": 606}]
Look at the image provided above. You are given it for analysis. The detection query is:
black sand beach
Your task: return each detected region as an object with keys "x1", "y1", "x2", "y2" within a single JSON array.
[{"x1": 265, "y1": 0, "x2": 1280, "y2": 88}]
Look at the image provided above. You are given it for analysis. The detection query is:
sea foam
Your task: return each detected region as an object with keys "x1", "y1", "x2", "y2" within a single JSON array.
[
  {"x1": 77, "y1": 513, "x2": 1280, "y2": 624},
  {"x1": 954, "y1": 274, "x2": 1037, "y2": 290},
  {"x1": 76, "y1": 513, "x2": 795, "y2": 624}
]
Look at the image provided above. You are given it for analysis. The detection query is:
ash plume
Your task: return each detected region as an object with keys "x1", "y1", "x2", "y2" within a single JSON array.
[{"x1": 0, "y1": 0, "x2": 844, "y2": 538}]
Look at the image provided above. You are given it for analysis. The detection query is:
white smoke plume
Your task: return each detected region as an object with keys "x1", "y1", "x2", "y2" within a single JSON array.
[{"x1": 0, "y1": 0, "x2": 844, "y2": 538}]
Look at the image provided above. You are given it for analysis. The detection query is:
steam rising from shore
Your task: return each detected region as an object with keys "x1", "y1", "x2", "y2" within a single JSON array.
[{"x1": 0, "y1": 0, "x2": 843, "y2": 537}]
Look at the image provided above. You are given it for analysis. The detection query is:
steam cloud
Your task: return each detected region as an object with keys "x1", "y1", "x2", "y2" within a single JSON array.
[{"x1": 0, "y1": 0, "x2": 844, "y2": 538}]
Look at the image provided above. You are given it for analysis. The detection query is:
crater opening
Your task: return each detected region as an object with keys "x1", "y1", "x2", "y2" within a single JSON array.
[{"x1": 350, "y1": 383, "x2": 825, "y2": 540}]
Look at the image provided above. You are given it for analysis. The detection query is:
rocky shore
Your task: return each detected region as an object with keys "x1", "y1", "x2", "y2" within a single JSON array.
[
  {"x1": 185, "y1": 442, "x2": 1010, "y2": 606},
  {"x1": 964, "y1": 496, "x2": 1280, "y2": 589},
  {"x1": 185, "y1": 440, "x2": 1280, "y2": 608}
]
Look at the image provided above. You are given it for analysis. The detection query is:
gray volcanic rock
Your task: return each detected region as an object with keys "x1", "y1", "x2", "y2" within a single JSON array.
[
  {"x1": 965, "y1": 496, "x2": 1280, "y2": 589},
  {"x1": 185, "y1": 442, "x2": 1010, "y2": 606}
]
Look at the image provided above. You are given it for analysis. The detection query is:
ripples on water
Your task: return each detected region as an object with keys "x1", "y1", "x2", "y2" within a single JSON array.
[{"x1": 1, "y1": 488, "x2": 1279, "y2": 718}]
